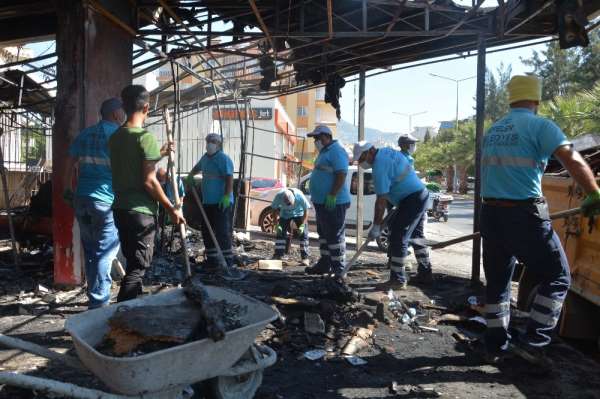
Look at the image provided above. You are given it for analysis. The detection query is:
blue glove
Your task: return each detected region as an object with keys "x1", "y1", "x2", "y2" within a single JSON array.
[{"x1": 325, "y1": 194, "x2": 337, "y2": 210}]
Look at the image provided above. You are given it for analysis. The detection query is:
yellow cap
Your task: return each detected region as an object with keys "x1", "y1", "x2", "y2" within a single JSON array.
[{"x1": 507, "y1": 75, "x2": 542, "y2": 104}]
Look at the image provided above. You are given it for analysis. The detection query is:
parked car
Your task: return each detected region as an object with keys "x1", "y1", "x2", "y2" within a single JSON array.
[{"x1": 250, "y1": 166, "x2": 378, "y2": 236}]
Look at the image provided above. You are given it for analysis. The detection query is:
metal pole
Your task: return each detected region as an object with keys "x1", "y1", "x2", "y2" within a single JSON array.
[
  {"x1": 455, "y1": 81, "x2": 459, "y2": 134},
  {"x1": 472, "y1": 34, "x2": 486, "y2": 286},
  {"x1": 0, "y1": 131, "x2": 19, "y2": 268},
  {"x1": 356, "y1": 68, "x2": 366, "y2": 248}
]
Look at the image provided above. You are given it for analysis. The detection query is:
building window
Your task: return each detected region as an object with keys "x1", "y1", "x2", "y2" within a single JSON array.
[
  {"x1": 315, "y1": 108, "x2": 322, "y2": 122},
  {"x1": 297, "y1": 106, "x2": 307, "y2": 116},
  {"x1": 316, "y1": 86, "x2": 325, "y2": 101}
]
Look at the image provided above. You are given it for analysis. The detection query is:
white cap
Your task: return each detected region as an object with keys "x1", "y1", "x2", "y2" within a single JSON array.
[
  {"x1": 206, "y1": 133, "x2": 222, "y2": 143},
  {"x1": 307, "y1": 124, "x2": 333, "y2": 137},
  {"x1": 353, "y1": 141, "x2": 374, "y2": 162},
  {"x1": 282, "y1": 189, "x2": 295, "y2": 205},
  {"x1": 398, "y1": 132, "x2": 419, "y2": 145}
]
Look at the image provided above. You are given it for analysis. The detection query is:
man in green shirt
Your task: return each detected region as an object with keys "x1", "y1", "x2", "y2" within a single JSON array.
[{"x1": 109, "y1": 84, "x2": 185, "y2": 301}]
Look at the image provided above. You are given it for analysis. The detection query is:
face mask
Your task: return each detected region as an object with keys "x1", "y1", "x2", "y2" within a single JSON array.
[
  {"x1": 206, "y1": 142, "x2": 219, "y2": 155},
  {"x1": 315, "y1": 140, "x2": 324, "y2": 152},
  {"x1": 408, "y1": 144, "x2": 416, "y2": 154},
  {"x1": 360, "y1": 161, "x2": 371, "y2": 169}
]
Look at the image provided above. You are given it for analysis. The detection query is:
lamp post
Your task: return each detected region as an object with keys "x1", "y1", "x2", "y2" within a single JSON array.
[
  {"x1": 392, "y1": 111, "x2": 427, "y2": 133},
  {"x1": 429, "y1": 73, "x2": 475, "y2": 133}
]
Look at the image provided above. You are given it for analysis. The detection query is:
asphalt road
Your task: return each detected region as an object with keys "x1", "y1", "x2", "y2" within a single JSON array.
[{"x1": 443, "y1": 197, "x2": 474, "y2": 235}]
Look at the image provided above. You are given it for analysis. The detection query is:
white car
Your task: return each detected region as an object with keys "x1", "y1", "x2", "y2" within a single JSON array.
[{"x1": 249, "y1": 166, "x2": 384, "y2": 243}]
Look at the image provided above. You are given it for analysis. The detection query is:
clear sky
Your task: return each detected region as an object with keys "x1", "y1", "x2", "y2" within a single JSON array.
[{"x1": 338, "y1": 40, "x2": 547, "y2": 133}]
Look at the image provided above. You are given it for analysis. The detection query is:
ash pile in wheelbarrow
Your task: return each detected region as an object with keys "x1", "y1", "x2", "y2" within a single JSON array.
[{"x1": 97, "y1": 281, "x2": 248, "y2": 357}]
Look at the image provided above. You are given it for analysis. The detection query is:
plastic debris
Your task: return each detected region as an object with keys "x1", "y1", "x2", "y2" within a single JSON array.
[
  {"x1": 304, "y1": 349, "x2": 327, "y2": 361},
  {"x1": 345, "y1": 355, "x2": 368, "y2": 366}
]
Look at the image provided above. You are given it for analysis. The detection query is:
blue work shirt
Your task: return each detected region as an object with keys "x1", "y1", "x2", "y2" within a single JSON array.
[
  {"x1": 481, "y1": 108, "x2": 570, "y2": 200},
  {"x1": 194, "y1": 150, "x2": 234, "y2": 205},
  {"x1": 162, "y1": 176, "x2": 185, "y2": 204},
  {"x1": 401, "y1": 151, "x2": 415, "y2": 166},
  {"x1": 309, "y1": 140, "x2": 351, "y2": 205},
  {"x1": 271, "y1": 188, "x2": 311, "y2": 219},
  {"x1": 68, "y1": 120, "x2": 119, "y2": 204},
  {"x1": 372, "y1": 147, "x2": 425, "y2": 205}
]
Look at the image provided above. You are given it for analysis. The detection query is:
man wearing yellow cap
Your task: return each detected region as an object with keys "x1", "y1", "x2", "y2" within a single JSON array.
[{"x1": 480, "y1": 75, "x2": 600, "y2": 365}]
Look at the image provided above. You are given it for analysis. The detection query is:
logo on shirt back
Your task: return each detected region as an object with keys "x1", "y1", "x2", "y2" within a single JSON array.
[{"x1": 484, "y1": 123, "x2": 518, "y2": 147}]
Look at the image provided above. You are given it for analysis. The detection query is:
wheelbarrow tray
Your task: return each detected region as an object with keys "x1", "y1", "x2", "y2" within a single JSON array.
[{"x1": 65, "y1": 286, "x2": 277, "y2": 396}]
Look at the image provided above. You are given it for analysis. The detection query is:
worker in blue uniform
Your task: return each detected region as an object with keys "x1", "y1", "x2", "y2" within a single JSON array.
[
  {"x1": 305, "y1": 125, "x2": 350, "y2": 278},
  {"x1": 186, "y1": 133, "x2": 235, "y2": 270},
  {"x1": 397, "y1": 133, "x2": 419, "y2": 166},
  {"x1": 480, "y1": 75, "x2": 600, "y2": 364},
  {"x1": 353, "y1": 141, "x2": 433, "y2": 290},
  {"x1": 271, "y1": 188, "x2": 311, "y2": 266}
]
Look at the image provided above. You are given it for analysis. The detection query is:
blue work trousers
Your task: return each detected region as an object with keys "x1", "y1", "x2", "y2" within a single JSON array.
[
  {"x1": 274, "y1": 216, "x2": 309, "y2": 258},
  {"x1": 481, "y1": 203, "x2": 570, "y2": 353},
  {"x1": 314, "y1": 203, "x2": 349, "y2": 276},
  {"x1": 74, "y1": 196, "x2": 120, "y2": 308},
  {"x1": 200, "y1": 204, "x2": 234, "y2": 267},
  {"x1": 388, "y1": 189, "x2": 429, "y2": 283}
]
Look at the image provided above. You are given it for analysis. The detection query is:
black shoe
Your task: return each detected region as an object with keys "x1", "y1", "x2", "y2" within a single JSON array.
[
  {"x1": 272, "y1": 253, "x2": 282, "y2": 260},
  {"x1": 507, "y1": 341, "x2": 553, "y2": 370},
  {"x1": 305, "y1": 262, "x2": 331, "y2": 275},
  {"x1": 411, "y1": 271, "x2": 433, "y2": 285}
]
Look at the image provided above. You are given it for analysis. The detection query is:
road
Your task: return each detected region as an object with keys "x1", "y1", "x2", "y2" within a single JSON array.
[{"x1": 441, "y1": 197, "x2": 474, "y2": 235}]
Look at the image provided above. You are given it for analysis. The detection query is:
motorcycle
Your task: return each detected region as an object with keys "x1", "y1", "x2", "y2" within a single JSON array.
[{"x1": 427, "y1": 193, "x2": 453, "y2": 222}]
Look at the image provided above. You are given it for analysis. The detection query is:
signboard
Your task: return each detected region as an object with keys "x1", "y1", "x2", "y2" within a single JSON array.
[{"x1": 213, "y1": 107, "x2": 272, "y2": 120}]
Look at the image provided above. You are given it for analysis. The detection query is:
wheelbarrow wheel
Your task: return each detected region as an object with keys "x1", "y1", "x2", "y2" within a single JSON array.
[{"x1": 208, "y1": 369, "x2": 263, "y2": 399}]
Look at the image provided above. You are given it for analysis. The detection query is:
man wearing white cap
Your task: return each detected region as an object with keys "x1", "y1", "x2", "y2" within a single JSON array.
[
  {"x1": 186, "y1": 133, "x2": 235, "y2": 270},
  {"x1": 480, "y1": 75, "x2": 600, "y2": 364},
  {"x1": 63, "y1": 98, "x2": 124, "y2": 308},
  {"x1": 305, "y1": 124, "x2": 351, "y2": 277},
  {"x1": 270, "y1": 188, "x2": 311, "y2": 265},
  {"x1": 353, "y1": 141, "x2": 432, "y2": 290}
]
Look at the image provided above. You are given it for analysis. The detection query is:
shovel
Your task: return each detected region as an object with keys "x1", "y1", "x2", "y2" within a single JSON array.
[{"x1": 409, "y1": 207, "x2": 582, "y2": 250}]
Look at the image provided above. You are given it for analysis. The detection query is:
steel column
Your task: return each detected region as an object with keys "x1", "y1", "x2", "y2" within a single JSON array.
[
  {"x1": 472, "y1": 34, "x2": 486, "y2": 286},
  {"x1": 356, "y1": 68, "x2": 366, "y2": 248}
]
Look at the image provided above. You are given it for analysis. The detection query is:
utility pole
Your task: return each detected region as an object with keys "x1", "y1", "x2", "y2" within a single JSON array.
[
  {"x1": 429, "y1": 73, "x2": 475, "y2": 133},
  {"x1": 357, "y1": 68, "x2": 366, "y2": 248},
  {"x1": 392, "y1": 111, "x2": 427, "y2": 133}
]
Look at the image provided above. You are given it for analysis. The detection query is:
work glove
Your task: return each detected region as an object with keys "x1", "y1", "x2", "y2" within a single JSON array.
[
  {"x1": 368, "y1": 224, "x2": 382, "y2": 240},
  {"x1": 218, "y1": 194, "x2": 231, "y2": 210},
  {"x1": 275, "y1": 224, "x2": 283, "y2": 235},
  {"x1": 581, "y1": 189, "x2": 600, "y2": 218},
  {"x1": 325, "y1": 194, "x2": 337, "y2": 210},
  {"x1": 298, "y1": 223, "x2": 306, "y2": 235},
  {"x1": 62, "y1": 189, "x2": 74, "y2": 208}
]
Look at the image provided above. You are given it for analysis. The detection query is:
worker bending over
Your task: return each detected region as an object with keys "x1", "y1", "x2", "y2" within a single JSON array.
[
  {"x1": 271, "y1": 188, "x2": 311, "y2": 266},
  {"x1": 109, "y1": 85, "x2": 185, "y2": 302},
  {"x1": 353, "y1": 141, "x2": 433, "y2": 290},
  {"x1": 305, "y1": 125, "x2": 350, "y2": 278},
  {"x1": 63, "y1": 98, "x2": 124, "y2": 308},
  {"x1": 186, "y1": 133, "x2": 235, "y2": 271},
  {"x1": 480, "y1": 75, "x2": 600, "y2": 364}
]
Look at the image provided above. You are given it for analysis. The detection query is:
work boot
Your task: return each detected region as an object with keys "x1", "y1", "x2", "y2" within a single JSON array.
[
  {"x1": 507, "y1": 341, "x2": 554, "y2": 372},
  {"x1": 272, "y1": 253, "x2": 282, "y2": 260},
  {"x1": 305, "y1": 261, "x2": 331, "y2": 275},
  {"x1": 411, "y1": 271, "x2": 434, "y2": 285}
]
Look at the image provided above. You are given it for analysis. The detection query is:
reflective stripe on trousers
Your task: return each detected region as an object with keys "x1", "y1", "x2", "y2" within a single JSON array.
[{"x1": 314, "y1": 203, "x2": 348, "y2": 275}]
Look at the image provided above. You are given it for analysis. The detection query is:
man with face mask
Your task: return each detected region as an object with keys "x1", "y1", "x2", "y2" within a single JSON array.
[
  {"x1": 186, "y1": 133, "x2": 235, "y2": 270},
  {"x1": 479, "y1": 75, "x2": 600, "y2": 364},
  {"x1": 63, "y1": 98, "x2": 124, "y2": 309},
  {"x1": 353, "y1": 141, "x2": 433, "y2": 290},
  {"x1": 305, "y1": 125, "x2": 351, "y2": 278},
  {"x1": 397, "y1": 133, "x2": 419, "y2": 166},
  {"x1": 270, "y1": 188, "x2": 311, "y2": 265}
]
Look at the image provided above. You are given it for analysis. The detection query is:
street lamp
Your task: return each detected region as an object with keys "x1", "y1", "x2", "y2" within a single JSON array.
[
  {"x1": 392, "y1": 111, "x2": 427, "y2": 133},
  {"x1": 429, "y1": 73, "x2": 475, "y2": 132}
]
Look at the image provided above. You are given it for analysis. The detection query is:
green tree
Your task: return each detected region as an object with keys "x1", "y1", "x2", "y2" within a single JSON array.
[
  {"x1": 484, "y1": 63, "x2": 512, "y2": 121},
  {"x1": 20, "y1": 125, "x2": 46, "y2": 165}
]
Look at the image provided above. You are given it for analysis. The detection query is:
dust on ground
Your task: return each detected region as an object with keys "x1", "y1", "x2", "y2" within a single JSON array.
[{"x1": 1, "y1": 231, "x2": 599, "y2": 399}]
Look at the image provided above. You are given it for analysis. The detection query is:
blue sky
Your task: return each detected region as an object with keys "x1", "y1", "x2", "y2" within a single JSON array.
[{"x1": 338, "y1": 40, "x2": 547, "y2": 132}]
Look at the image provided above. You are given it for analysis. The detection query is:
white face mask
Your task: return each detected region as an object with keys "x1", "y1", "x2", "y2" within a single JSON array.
[
  {"x1": 359, "y1": 161, "x2": 371, "y2": 169},
  {"x1": 315, "y1": 140, "x2": 324, "y2": 152},
  {"x1": 408, "y1": 143, "x2": 416, "y2": 154},
  {"x1": 206, "y1": 142, "x2": 219, "y2": 155}
]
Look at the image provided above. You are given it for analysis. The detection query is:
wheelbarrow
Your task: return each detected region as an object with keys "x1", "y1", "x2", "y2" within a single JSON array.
[{"x1": 0, "y1": 286, "x2": 278, "y2": 399}]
